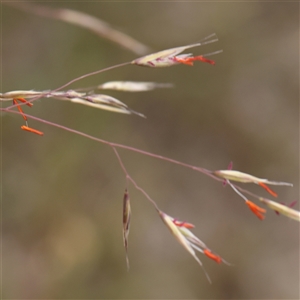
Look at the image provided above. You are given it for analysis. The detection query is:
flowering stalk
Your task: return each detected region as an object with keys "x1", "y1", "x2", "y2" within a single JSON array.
[
  {"x1": 6, "y1": 104, "x2": 297, "y2": 222},
  {"x1": 5, "y1": 106, "x2": 297, "y2": 221},
  {"x1": 3, "y1": 4, "x2": 298, "y2": 286}
]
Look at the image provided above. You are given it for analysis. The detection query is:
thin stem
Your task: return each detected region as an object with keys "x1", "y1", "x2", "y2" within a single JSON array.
[
  {"x1": 52, "y1": 61, "x2": 132, "y2": 92},
  {"x1": 227, "y1": 180, "x2": 248, "y2": 202},
  {"x1": 1, "y1": 109, "x2": 277, "y2": 204},
  {"x1": 112, "y1": 147, "x2": 160, "y2": 211},
  {"x1": 4, "y1": 61, "x2": 131, "y2": 110}
]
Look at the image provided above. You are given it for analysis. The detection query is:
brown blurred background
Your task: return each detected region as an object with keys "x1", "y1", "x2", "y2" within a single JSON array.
[{"x1": 2, "y1": 1, "x2": 299, "y2": 299}]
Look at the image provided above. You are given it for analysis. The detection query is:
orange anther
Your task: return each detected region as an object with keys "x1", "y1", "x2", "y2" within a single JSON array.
[
  {"x1": 259, "y1": 182, "x2": 278, "y2": 197},
  {"x1": 13, "y1": 99, "x2": 27, "y2": 121},
  {"x1": 245, "y1": 200, "x2": 266, "y2": 220},
  {"x1": 21, "y1": 125, "x2": 44, "y2": 136},
  {"x1": 174, "y1": 56, "x2": 215, "y2": 66},
  {"x1": 190, "y1": 55, "x2": 215, "y2": 65},
  {"x1": 174, "y1": 57, "x2": 194, "y2": 66},
  {"x1": 16, "y1": 97, "x2": 33, "y2": 107},
  {"x1": 173, "y1": 220, "x2": 195, "y2": 229},
  {"x1": 204, "y1": 249, "x2": 222, "y2": 263}
]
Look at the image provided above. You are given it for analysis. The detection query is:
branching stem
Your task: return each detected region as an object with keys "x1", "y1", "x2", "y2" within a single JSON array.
[{"x1": 1, "y1": 108, "x2": 277, "y2": 207}]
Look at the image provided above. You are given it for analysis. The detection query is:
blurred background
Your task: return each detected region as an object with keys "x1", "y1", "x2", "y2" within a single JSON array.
[{"x1": 2, "y1": 1, "x2": 299, "y2": 299}]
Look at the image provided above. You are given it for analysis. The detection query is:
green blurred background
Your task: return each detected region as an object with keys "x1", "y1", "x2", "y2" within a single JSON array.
[{"x1": 2, "y1": 1, "x2": 299, "y2": 299}]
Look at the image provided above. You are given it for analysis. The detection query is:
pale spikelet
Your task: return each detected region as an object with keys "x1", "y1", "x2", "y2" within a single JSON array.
[
  {"x1": 214, "y1": 170, "x2": 292, "y2": 186},
  {"x1": 54, "y1": 92, "x2": 146, "y2": 117},
  {"x1": 83, "y1": 94, "x2": 146, "y2": 117},
  {"x1": 158, "y1": 211, "x2": 198, "y2": 260},
  {"x1": 259, "y1": 198, "x2": 300, "y2": 221},
  {"x1": 176, "y1": 223, "x2": 208, "y2": 250},
  {"x1": 0, "y1": 90, "x2": 46, "y2": 100},
  {"x1": 67, "y1": 97, "x2": 133, "y2": 115},
  {"x1": 98, "y1": 81, "x2": 173, "y2": 92},
  {"x1": 51, "y1": 91, "x2": 125, "y2": 107},
  {"x1": 123, "y1": 189, "x2": 131, "y2": 270},
  {"x1": 158, "y1": 210, "x2": 229, "y2": 282},
  {"x1": 2, "y1": 90, "x2": 145, "y2": 117},
  {"x1": 214, "y1": 169, "x2": 293, "y2": 197},
  {"x1": 85, "y1": 94, "x2": 127, "y2": 106},
  {"x1": 131, "y1": 33, "x2": 220, "y2": 67},
  {"x1": 61, "y1": 92, "x2": 145, "y2": 116}
]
